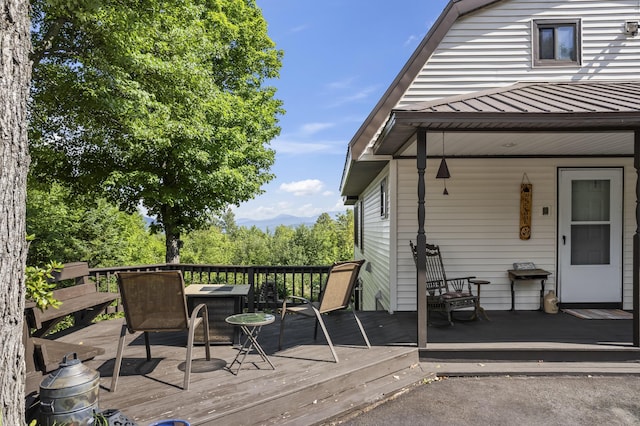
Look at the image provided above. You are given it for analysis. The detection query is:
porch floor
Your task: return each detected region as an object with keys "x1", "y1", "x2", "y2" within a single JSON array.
[{"x1": 28, "y1": 309, "x2": 640, "y2": 425}]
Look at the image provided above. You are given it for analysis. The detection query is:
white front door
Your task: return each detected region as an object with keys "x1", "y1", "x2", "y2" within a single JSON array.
[{"x1": 558, "y1": 168, "x2": 623, "y2": 304}]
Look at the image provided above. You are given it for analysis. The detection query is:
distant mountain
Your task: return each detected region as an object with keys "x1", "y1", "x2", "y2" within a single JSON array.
[
  {"x1": 236, "y1": 214, "x2": 318, "y2": 231},
  {"x1": 143, "y1": 211, "x2": 347, "y2": 232}
]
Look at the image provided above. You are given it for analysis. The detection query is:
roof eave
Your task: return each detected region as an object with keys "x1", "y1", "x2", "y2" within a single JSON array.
[{"x1": 375, "y1": 111, "x2": 640, "y2": 156}]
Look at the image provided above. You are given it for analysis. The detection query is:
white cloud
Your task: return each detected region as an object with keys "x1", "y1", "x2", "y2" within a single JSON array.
[
  {"x1": 300, "y1": 122, "x2": 335, "y2": 136},
  {"x1": 326, "y1": 77, "x2": 355, "y2": 90},
  {"x1": 404, "y1": 34, "x2": 421, "y2": 46},
  {"x1": 280, "y1": 179, "x2": 325, "y2": 196},
  {"x1": 272, "y1": 138, "x2": 333, "y2": 154},
  {"x1": 289, "y1": 24, "x2": 308, "y2": 34},
  {"x1": 328, "y1": 85, "x2": 379, "y2": 108}
]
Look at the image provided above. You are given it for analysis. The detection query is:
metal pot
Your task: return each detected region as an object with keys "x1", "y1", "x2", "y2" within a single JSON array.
[{"x1": 39, "y1": 352, "x2": 100, "y2": 426}]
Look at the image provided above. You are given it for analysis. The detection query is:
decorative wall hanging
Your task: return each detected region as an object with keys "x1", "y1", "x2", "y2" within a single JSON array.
[{"x1": 519, "y1": 173, "x2": 532, "y2": 240}]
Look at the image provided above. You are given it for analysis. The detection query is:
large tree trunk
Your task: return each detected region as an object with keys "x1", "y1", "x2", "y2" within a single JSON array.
[
  {"x1": 0, "y1": 0, "x2": 31, "y2": 424},
  {"x1": 161, "y1": 206, "x2": 181, "y2": 264},
  {"x1": 165, "y1": 228, "x2": 181, "y2": 264}
]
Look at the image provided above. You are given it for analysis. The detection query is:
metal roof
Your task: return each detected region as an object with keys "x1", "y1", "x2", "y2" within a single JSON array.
[
  {"x1": 373, "y1": 80, "x2": 640, "y2": 156},
  {"x1": 402, "y1": 81, "x2": 640, "y2": 114}
]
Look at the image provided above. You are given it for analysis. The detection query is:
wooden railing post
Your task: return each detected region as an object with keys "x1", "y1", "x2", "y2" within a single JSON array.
[{"x1": 248, "y1": 266, "x2": 255, "y2": 312}]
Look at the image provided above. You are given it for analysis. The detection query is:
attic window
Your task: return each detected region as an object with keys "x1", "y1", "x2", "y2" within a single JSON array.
[{"x1": 533, "y1": 19, "x2": 581, "y2": 67}]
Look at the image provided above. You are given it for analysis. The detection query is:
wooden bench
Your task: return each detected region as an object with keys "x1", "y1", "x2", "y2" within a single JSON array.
[
  {"x1": 25, "y1": 262, "x2": 119, "y2": 338},
  {"x1": 24, "y1": 262, "x2": 119, "y2": 375}
]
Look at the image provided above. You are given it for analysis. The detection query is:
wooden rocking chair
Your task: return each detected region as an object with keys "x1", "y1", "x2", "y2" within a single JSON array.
[{"x1": 410, "y1": 241, "x2": 478, "y2": 326}]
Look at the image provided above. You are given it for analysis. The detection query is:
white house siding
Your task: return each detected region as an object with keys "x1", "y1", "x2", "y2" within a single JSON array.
[
  {"x1": 399, "y1": 0, "x2": 640, "y2": 106},
  {"x1": 393, "y1": 156, "x2": 634, "y2": 312},
  {"x1": 356, "y1": 164, "x2": 393, "y2": 312}
]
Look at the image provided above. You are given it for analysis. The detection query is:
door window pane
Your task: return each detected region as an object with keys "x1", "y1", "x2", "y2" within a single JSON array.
[
  {"x1": 571, "y1": 224, "x2": 610, "y2": 265},
  {"x1": 571, "y1": 180, "x2": 610, "y2": 221}
]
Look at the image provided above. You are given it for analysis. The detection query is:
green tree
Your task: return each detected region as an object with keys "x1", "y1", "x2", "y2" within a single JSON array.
[
  {"x1": 26, "y1": 183, "x2": 164, "y2": 267},
  {"x1": 181, "y1": 225, "x2": 233, "y2": 265},
  {"x1": 231, "y1": 225, "x2": 271, "y2": 265},
  {"x1": 29, "y1": 0, "x2": 283, "y2": 263}
]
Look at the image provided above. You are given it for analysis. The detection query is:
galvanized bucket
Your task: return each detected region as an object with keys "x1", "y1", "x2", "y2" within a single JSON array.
[{"x1": 39, "y1": 352, "x2": 100, "y2": 426}]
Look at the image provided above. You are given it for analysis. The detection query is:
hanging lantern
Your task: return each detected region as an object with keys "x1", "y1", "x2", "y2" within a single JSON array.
[{"x1": 436, "y1": 134, "x2": 450, "y2": 195}]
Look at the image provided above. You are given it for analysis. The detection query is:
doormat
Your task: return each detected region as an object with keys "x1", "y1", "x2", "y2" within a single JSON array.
[{"x1": 562, "y1": 309, "x2": 633, "y2": 320}]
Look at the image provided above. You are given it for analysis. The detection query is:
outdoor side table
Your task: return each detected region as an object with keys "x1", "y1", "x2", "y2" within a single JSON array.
[
  {"x1": 507, "y1": 269, "x2": 551, "y2": 311},
  {"x1": 225, "y1": 312, "x2": 276, "y2": 375},
  {"x1": 469, "y1": 279, "x2": 490, "y2": 321}
]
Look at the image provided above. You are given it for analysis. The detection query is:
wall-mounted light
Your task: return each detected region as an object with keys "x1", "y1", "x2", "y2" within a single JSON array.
[
  {"x1": 625, "y1": 21, "x2": 639, "y2": 37},
  {"x1": 436, "y1": 133, "x2": 450, "y2": 195}
]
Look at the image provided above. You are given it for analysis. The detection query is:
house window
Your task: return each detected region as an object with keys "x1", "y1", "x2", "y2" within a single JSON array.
[
  {"x1": 359, "y1": 200, "x2": 364, "y2": 252},
  {"x1": 354, "y1": 203, "x2": 359, "y2": 247},
  {"x1": 533, "y1": 19, "x2": 581, "y2": 66},
  {"x1": 380, "y1": 178, "x2": 389, "y2": 219}
]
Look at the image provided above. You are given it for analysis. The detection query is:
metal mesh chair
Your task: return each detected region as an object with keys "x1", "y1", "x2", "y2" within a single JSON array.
[
  {"x1": 111, "y1": 271, "x2": 210, "y2": 391},
  {"x1": 278, "y1": 260, "x2": 370, "y2": 362}
]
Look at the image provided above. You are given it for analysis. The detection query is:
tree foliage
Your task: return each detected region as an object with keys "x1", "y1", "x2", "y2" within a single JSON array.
[
  {"x1": 181, "y1": 209, "x2": 356, "y2": 266},
  {"x1": 29, "y1": 0, "x2": 283, "y2": 263},
  {"x1": 26, "y1": 183, "x2": 164, "y2": 267}
]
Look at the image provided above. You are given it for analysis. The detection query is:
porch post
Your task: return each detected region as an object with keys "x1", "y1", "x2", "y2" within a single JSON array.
[
  {"x1": 634, "y1": 130, "x2": 640, "y2": 347},
  {"x1": 417, "y1": 129, "x2": 427, "y2": 348}
]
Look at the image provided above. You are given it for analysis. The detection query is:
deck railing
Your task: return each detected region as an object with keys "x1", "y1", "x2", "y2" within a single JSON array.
[{"x1": 88, "y1": 263, "x2": 335, "y2": 312}]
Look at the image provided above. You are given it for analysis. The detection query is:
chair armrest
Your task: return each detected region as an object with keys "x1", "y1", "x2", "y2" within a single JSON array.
[
  {"x1": 189, "y1": 302, "x2": 209, "y2": 330},
  {"x1": 280, "y1": 295, "x2": 314, "y2": 318},
  {"x1": 445, "y1": 276, "x2": 476, "y2": 293}
]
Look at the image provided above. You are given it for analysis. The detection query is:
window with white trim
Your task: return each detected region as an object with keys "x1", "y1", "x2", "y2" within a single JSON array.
[
  {"x1": 380, "y1": 178, "x2": 389, "y2": 219},
  {"x1": 533, "y1": 19, "x2": 581, "y2": 67}
]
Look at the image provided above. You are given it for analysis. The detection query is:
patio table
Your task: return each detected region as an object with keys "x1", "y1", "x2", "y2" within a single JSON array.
[
  {"x1": 185, "y1": 284, "x2": 250, "y2": 344},
  {"x1": 225, "y1": 312, "x2": 275, "y2": 375}
]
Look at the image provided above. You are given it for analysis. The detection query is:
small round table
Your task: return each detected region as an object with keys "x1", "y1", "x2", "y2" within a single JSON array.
[
  {"x1": 225, "y1": 312, "x2": 275, "y2": 374},
  {"x1": 469, "y1": 279, "x2": 491, "y2": 321}
]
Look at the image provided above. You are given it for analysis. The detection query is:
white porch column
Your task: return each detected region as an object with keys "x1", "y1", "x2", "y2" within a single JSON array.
[{"x1": 634, "y1": 129, "x2": 640, "y2": 347}]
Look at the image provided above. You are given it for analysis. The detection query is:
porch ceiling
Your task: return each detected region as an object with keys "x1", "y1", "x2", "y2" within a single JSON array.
[{"x1": 374, "y1": 81, "x2": 640, "y2": 157}]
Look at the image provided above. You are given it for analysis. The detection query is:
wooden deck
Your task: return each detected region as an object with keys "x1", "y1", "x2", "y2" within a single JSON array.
[{"x1": 27, "y1": 310, "x2": 640, "y2": 425}]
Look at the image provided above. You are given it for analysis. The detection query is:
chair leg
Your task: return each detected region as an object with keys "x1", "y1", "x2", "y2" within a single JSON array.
[
  {"x1": 351, "y1": 308, "x2": 371, "y2": 348},
  {"x1": 110, "y1": 322, "x2": 128, "y2": 392},
  {"x1": 202, "y1": 309, "x2": 211, "y2": 361},
  {"x1": 278, "y1": 310, "x2": 287, "y2": 350},
  {"x1": 144, "y1": 331, "x2": 151, "y2": 361},
  {"x1": 312, "y1": 309, "x2": 339, "y2": 363},
  {"x1": 185, "y1": 321, "x2": 196, "y2": 391}
]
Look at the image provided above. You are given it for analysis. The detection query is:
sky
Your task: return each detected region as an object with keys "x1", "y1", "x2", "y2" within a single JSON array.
[{"x1": 232, "y1": 0, "x2": 450, "y2": 221}]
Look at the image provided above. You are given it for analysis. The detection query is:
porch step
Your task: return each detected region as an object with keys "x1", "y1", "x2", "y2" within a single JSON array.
[
  {"x1": 420, "y1": 342, "x2": 640, "y2": 363},
  {"x1": 206, "y1": 347, "x2": 430, "y2": 426},
  {"x1": 421, "y1": 361, "x2": 640, "y2": 377}
]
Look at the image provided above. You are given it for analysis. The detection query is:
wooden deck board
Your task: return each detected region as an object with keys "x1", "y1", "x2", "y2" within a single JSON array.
[
  {"x1": 31, "y1": 310, "x2": 637, "y2": 425},
  {"x1": 48, "y1": 312, "x2": 418, "y2": 425}
]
